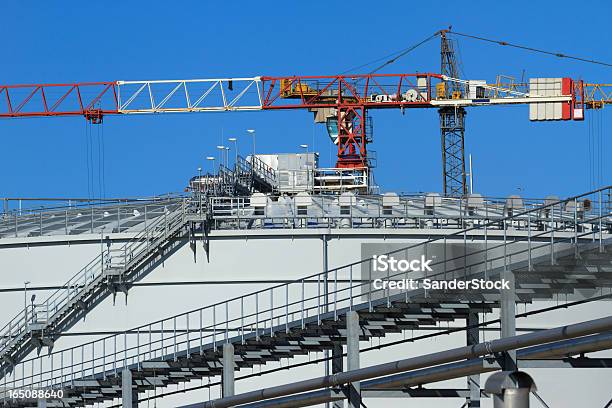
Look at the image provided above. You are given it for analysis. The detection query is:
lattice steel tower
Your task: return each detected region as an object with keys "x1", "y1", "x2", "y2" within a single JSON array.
[{"x1": 439, "y1": 30, "x2": 467, "y2": 197}]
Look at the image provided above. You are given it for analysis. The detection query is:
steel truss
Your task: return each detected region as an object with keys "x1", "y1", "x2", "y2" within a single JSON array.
[
  {"x1": 440, "y1": 106, "x2": 467, "y2": 197},
  {"x1": 117, "y1": 77, "x2": 263, "y2": 113},
  {"x1": 0, "y1": 82, "x2": 118, "y2": 123}
]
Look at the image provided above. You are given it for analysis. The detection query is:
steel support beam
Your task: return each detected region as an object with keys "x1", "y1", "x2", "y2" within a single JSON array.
[
  {"x1": 223, "y1": 343, "x2": 235, "y2": 398},
  {"x1": 467, "y1": 310, "x2": 481, "y2": 407},
  {"x1": 500, "y1": 269, "x2": 517, "y2": 370},
  {"x1": 346, "y1": 311, "x2": 360, "y2": 407},
  {"x1": 331, "y1": 343, "x2": 343, "y2": 408},
  {"x1": 122, "y1": 368, "x2": 137, "y2": 408}
]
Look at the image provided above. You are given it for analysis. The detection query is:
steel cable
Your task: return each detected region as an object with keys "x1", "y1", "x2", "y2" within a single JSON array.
[
  {"x1": 448, "y1": 30, "x2": 612, "y2": 68},
  {"x1": 340, "y1": 31, "x2": 440, "y2": 75}
]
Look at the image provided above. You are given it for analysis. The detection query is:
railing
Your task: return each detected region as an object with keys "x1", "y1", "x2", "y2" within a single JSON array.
[
  {"x1": 246, "y1": 155, "x2": 277, "y2": 187},
  {"x1": 207, "y1": 193, "x2": 609, "y2": 231},
  {"x1": 7, "y1": 190, "x2": 605, "y2": 239},
  {"x1": 0, "y1": 196, "x2": 185, "y2": 239},
  {"x1": 2, "y1": 186, "x2": 610, "y2": 395},
  {"x1": 0, "y1": 199, "x2": 190, "y2": 365},
  {"x1": 0, "y1": 195, "x2": 183, "y2": 217}
]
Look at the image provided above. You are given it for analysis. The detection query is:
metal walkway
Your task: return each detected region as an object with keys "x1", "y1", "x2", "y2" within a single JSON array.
[{"x1": 0, "y1": 187, "x2": 610, "y2": 407}]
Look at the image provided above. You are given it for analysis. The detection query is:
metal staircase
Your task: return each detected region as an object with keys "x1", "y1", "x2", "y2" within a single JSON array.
[
  {"x1": 0, "y1": 187, "x2": 609, "y2": 407},
  {"x1": 192, "y1": 156, "x2": 278, "y2": 197},
  {"x1": 0, "y1": 200, "x2": 191, "y2": 375}
]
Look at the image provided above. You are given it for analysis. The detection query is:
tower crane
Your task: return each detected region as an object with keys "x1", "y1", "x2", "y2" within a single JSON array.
[{"x1": 0, "y1": 35, "x2": 609, "y2": 195}]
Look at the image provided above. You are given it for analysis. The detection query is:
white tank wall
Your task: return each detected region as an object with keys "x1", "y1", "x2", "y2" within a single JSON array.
[{"x1": 0, "y1": 231, "x2": 610, "y2": 407}]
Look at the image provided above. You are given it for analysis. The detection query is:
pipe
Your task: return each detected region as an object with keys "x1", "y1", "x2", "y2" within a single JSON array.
[
  {"x1": 199, "y1": 315, "x2": 612, "y2": 408},
  {"x1": 228, "y1": 331, "x2": 612, "y2": 408}
]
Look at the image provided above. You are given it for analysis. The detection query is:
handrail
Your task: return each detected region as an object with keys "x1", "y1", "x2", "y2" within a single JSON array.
[
  {"x1": 0, "y1": 199, "x2": 190, "y2": 362},
  {"x1": 0, "y1": 194, "x2": 185, "y2": 217}
]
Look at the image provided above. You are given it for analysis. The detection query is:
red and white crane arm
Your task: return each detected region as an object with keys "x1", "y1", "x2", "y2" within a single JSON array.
[
  {"x1": 0, "y1": 73, "x2": 584, "y2": 119},
  {"x1": 0, "y1": 73, "x2": 591, "y2": 168}
]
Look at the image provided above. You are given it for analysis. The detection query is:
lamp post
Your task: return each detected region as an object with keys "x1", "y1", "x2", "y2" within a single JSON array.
[
  {"x1": 300, "y1": 144, "x2": 310, "y2": 191},
  {"x1": 30, "y1": 294, "x2": 36, "y2": 323},
  {"x1": 228, "y1": 138, "x2": 238, "y2": 166},
  {"x1": 206, "y1": 156, "x2": 216, "y2": 174},
  {"x1": 197, "y1": 167, "x2": 203, "y2": 193},
  {"x1": 246, "y1": 129, "x2": 256, "y2": 159},
  {"x1": 206, "y1": 156, "x2": 216, "y2": 194},
  {"x1": 24, "y1": 281, "x2": 30, "y2": 323},
  {"x1": 216, "y1": 145, "x2": 225, "y2": 168},
  {"x1": 225, "y1": 147, "x2": 230, "y2": 169}
]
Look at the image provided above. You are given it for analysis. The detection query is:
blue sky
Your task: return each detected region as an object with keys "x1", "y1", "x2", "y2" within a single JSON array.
[{"x1": 0, "y1": 1, "x2": 610, "y2": 199}]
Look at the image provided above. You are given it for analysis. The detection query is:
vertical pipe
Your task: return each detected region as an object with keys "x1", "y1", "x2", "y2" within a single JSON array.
[{"x1": 222, "y1": 343, "x2": 235, "y2": 398}]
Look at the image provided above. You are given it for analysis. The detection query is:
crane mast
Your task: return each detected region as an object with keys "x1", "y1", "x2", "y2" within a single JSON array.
[{"x1": 439, "y1": 29, "x2": 467, "y2": 197}]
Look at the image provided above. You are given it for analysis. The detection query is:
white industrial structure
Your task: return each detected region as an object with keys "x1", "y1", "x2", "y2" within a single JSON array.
[{"x1": 0, "y1": 184, "x2": 610, "y2": 407}]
